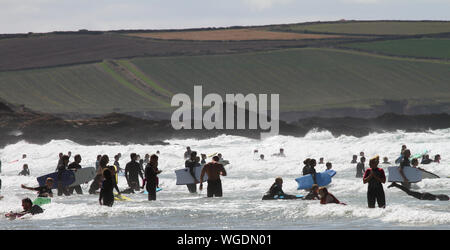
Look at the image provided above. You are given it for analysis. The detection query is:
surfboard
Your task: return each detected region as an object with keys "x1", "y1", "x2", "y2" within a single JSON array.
[
  {"x1": 324, "y1": 169, "x2": 337, "y2": 177},
  {"x1": 113, "y1": 165, "x2": 119, "y2": 184},
  {"x1": 218, "y1": 160, "x2": 230, "y2": 166},
  {"x1": 387, "y1": 166, "x2": 422, "y2": 183},
  {"x1": 410, "y1": 150, "x2": 430, "y2": 160},
  {"x1": 262, "y1": 194, "x2": 304, "y2": 200},
  {"x1": 68, "y1": 167, "x2": 96, "y2": 187},
  {"x1": 208, "y1": 153, "x2": 218, "y2": 158},
  {"x1": 295, "y1": 171, "x2": 333, "y2": 190},
  {"x1": 175, "y1": 166, "x2": 208, "y2": 185},
  {"x1": 33, "y1": 197, "x2": 51, "y2": 206},
  {"x1": 37, "y1": 170, "x2": 75, "y2": 189},
  {"x1": 114, "y1": 193, "x2": 131, "y2": 201},
  {"x1": 418, "y1": 168, "x2": 440, "y2": 179},
  {"x1": 143, "y1": 188, "x2": 163, "y2": 194}
]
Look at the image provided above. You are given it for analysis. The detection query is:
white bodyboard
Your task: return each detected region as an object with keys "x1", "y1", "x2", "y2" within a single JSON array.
[
  {"x1": 69, "y1": 167, "x2": 96, "y2": 187},
  {"x1": 388, "y1": 166, "x2": 422, "y2": 183},
  {"x1": 175, "y1": 166, "x2": 208, "y2": 185}
]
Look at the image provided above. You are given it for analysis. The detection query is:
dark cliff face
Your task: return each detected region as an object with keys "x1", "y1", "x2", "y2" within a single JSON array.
[{"x1": 0, "y1": 102, "x2": 449, "y2": 148}]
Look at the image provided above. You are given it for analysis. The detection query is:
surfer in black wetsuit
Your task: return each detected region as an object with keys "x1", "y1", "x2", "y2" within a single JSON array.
[
  {"x1": 200, "y1": 154, "x2": 207, "y2": 165},
  {"x1": 99, "y1": 169, "x2": 115, "y2": 207},
  {"x1": 21, "y1": 177, "x2": 54, "y2": 198},
  {"x1": 351, "y1": 155, "x2": 358, "y2": 164},
  {"x1": 56, "y1": 155, "x2": 70, "y2": 196},
  {"x1": 356, "y1": 157, "x2": 365, "y2": 178},
  {"x1": 388, "y1": 182, "x2": 449, "y2": 201},
  {"x1": 125, "y1": 153, "x2": 144, "y2": 192},
  {"x1": 262, "y1": 177, "x2": 296, "y2": 200},
  {"x1": 145, "y1": 154, "x2": 161, "y2": 201},
  {"x1": 399, "y1": 149, "x2": 411, "y2": 189},
  {"x1": 302, "y1": 158, "x2": 311, "y2": 175},
  {"x1": 113, "y1": 154, "x2": 122, "y2": 173},
  {"x1": 185, "y1": 151, "x2": 200, "y2": 193},
  {"x1": 303, "y1": 159, "x2": 318, "y2": 184},
  {"x1": 184, "y1": 147, "x2": 192, "y2": 160},
  {"x1": 18, "y1": 164, "x2": 30, "y2": 176},
  {"x1": 363, "y1": 156, "x2": 386, "y2": 208},
  {"x1": 421, "y1": 155, "x2": 432, "y2": 165},
  {"x1": 68, "y1": 154, "x2": 83, "y2": 195}
]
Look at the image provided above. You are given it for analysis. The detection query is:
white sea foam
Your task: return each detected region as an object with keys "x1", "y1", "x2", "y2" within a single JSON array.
[{"x1": 0, "y1": 129, "x2": 449, "y2": 229}]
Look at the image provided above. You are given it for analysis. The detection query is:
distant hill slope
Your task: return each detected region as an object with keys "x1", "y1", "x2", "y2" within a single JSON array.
[
  {"x1": 1, "y1": 48, "x2": 449, "y2": 117},
  {"x1": 0, "y1": 20, "x2": 449, "y2": 119},
  {"x1": 270, "y1": 21, "x2": 450, "y2": 35}
]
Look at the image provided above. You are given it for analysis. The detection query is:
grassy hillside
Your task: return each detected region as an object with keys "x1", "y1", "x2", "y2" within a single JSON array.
[
  {"x1": 270, "y1": 21, "x2": 450, "y2": 35},
  {"x1": 1, "y1": 48, "x2": 450, "y2": 115},
  {"x1": 342, "y1": 38, "x2": 450, "y2": 59},
  {"x1": 0, "y1": 63, "x2": 171, "y2": 114}
]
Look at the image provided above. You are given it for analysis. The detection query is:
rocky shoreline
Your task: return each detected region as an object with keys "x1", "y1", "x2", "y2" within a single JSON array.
[{"x1": 1, "y1": 102, "x2": 449, "y2": 148}]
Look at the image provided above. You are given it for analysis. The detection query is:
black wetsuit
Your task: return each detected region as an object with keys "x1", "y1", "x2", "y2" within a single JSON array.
[
  {"x1": 185, "y1": 159, "x2": 199, "y2": 193},
  {"x1": 356, "y1": 163, "x2": 365, "y2": 178},
  {"x1": 421, "y1": 158, "x2": 432, "y2": 165},
  {"x1": 145, "y1": 163, "x2": 158, "y2": 201},
  {"x1": 125, "y1": 161, "x2": 143, "y2": 191},
  {"x1": 399, "y1": 157, "x2": 412, "y2": 189},
  {"x1": 114, "y1": 161, "x2": 122, "y2": 172},
  {"x1": 56, "y1": 163, "x2": 70, "y2": 196},
  {"x1": 262, "y1": 183, "x2": 296, "y2": 200},
  {"x1": 100, "y1": 178, "x2": 115, "y2": 207},
  {"x1": 390, "y1": 182, "x2": 449, "y2": 201},
  {"x1": 18, "y1": 169, "x2": 30, "y2": 176},
  {"x1": 67, "y1": 162, "x2": 83, "y2": 195},
  {"x1": 363, "y1": 168, "x2": 386, "y2": 208},
  {"x1": 29, "y1": 205, "x2": 44, "y2": 215},
  {"x1": 303, "y1": 166, "x2": 318, "y2": 184},
  {"x1": 303, "y1": 190, "x2": 320, "y2": 200}
]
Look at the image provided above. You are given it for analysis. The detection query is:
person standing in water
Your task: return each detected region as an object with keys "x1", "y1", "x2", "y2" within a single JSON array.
[
  {"x1": 18, "y1": 164, "x2": 30, "y2": 176},
  {"x1": 185, "y1": 151, "x2": 200, "y2": 193},
  {"x1": 351, "y1": 155, "x2": 358, "y2": 164},
  {"x1": 145, "y1": 154, "x2": 161, "y2": 201},
  {"x1": 356, "y1": 157, "x2": 366, "y2": 178},
  {"x1": 184, "y1": 147, "x2": 192, "y2": 160},
  {"x1": 399, "y1": 149, "x2": 411, "y2": 189},
  {"x1": 99, "y1": 169, "x2": 115, "y2": 207},
  {"x1": 68, "y1": 154, "x2": 83, "y2": 195},
  {"x1": 200, "y1": 156, "x2": 227, "y2": 198},
  {"x1": 56, "y1": 155, "x2": 70, "y2": 196},
  {"x1": 363, "y1": 156, "x2": 386, "y2": 208},
  {"x1": 113, "y1": 154, "x2": 123, "y2": 173},
  {"x1": 200, "y1": 154, "x2": 207, "y2": 165},
  {"x1": 125, "y1": 153, "x2": 144, "y2": 192}
]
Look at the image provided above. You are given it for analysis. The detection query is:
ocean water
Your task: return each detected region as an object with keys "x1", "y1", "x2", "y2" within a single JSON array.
[{"x1": 0, "y1": 129, "x2": 449, "y2": 230}]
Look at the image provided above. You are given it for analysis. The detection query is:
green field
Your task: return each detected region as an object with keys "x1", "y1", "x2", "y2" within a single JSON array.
[
  {"x1": 342, "y1": 38, "x2": 450, "y2": 59},
  {"x1": 2, "y1": 47, "x2": 449, "y2": 115},
  {"x1": 274, "y1": 21, "x2": 450, "y2": 35},
  {"x1": 0, "y1": 63, "x2": 171, "y2": 114}
]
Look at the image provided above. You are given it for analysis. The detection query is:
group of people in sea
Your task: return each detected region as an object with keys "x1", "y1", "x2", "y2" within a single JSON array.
[{"x1": 1, "y1": 144, "x2": 448, "y2": 219}]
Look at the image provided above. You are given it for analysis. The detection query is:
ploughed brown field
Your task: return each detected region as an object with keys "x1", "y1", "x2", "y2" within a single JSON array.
[{"x1": 126, "y1": 28, "x2": 344, "y2": 40}]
